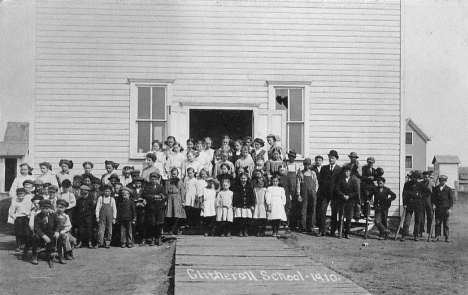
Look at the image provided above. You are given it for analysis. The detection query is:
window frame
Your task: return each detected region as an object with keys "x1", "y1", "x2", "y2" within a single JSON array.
[
  {"x1": 267, "y1": 81, "x2": 311, "y2": 159},
  {"x1": 405, "y1": 155, "x2": 413, "y2": 169},
  {"x1": 406, "y1": 131, "x2": 413, "y2": 145},
  {"x1": 128, "y1": 79, "x2": 174, "y2": 159}
]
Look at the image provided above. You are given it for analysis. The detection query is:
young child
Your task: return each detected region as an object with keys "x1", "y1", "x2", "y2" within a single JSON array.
[
  {"x1": 165, "y1": 168, "x2": 186, "y2": 235},
  {"x1": 251, "y1": 138, "x2": 268, "y2": 164},
  {"x1": 75, "y1": 185, "x2": 95, "y2": 249},
  {"x1": 38, "y1": 162, "x2": 59, "y2": 188},
  {"x1": 216, "y1": 163, "x2": 234, "y2": 187},
  {"x1": 8, "y1": 188, "x2": 32, "y2": 251},
  {"x1": 9, "y1": 163, "x2": 35, "y2": 198},
  {"x1": 101, "y1": 160, "x2": 120, "y2": 187},
  {"x1": 56, "y1": 159, "x2": 74, "y2": 188},
  {"x1": 142, "y1": 172, "x2": 167, "y2": 246},
  {"x1": 132, "y1": 177, "x2": 146, "y2": 243},
  {"x1": 55, "y1": 199, "x2": 75, "y2": 263},
  {"x1": 235, "y1": 146, "x2": 255, "y2": 179},
  {"x1": 266, "y1": 175, "x2": 287, "y2": 237},
  {"x1": 200, "y1": 178, "x2": 218, "y2": 236},
  {"x1": 216, "y1": 179, "x2": 234, "y2": 237},
  {"x1": 368, "y1": 177, "x2": 396, "y2": 240},
  {"x1": 233, "y1": 173, "x2": 255, "y2": 237},
  {"x1": 181, "y1": 151, "x2": 202, "y2": 180},
  {"x1": 95, "y1": 185, "x2": 117, "y2": 248},
  {"x1": 252, "y1": 177, "x2": 268, "y2": 236},
  {"x1": 266, "y1": 150, "x2": 283, "y2": 180},
  {"x1": 118, "y1": 187, "x2": 136, "y2": 248},
  {"x1": 277, "y1": 165, "x2": 292, "y2": 229},
  {"x1": 184, "y1": 167, "x2": 200, "y2": 228}
]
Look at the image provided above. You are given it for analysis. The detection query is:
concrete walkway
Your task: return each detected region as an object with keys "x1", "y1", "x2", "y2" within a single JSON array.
[{"x1": 174, "y1": 235, "x2": 370, "y2": 295}]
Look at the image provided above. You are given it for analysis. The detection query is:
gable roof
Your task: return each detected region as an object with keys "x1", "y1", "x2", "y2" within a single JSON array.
[
  {"x1": 0, "y1": 122, "x2": 29, "y2": 157},
  {"x1": 432, "y1": 155, "x2": 461, "y2": 165},
  {"x1": 406, "y1": 118, "x2": 431, "y2": 142}
]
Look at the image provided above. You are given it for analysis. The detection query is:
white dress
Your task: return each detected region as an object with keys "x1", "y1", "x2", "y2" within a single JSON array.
[
  {"x1": 252, "y1": 187, "x2": 268, "y2": 219},
  {"x1": 196, "y1": 150, "x2": 212, "y2": 175},
  {"x1": 266, "y1": 186, "x2": 287, "y2": 221},
  {"x1": 200, "y1": 188, "x2": 217, "y2": 217},
  {"x1": 167, "y1": 152, "x2": 185, "y2": 176},
  {"x1": 184, "y1": 177, "x2": 199, "y2": 208},
  {"x1": 216, "y1": 190, "x2": 234, "y2": 222},
  {"x1": 37, "y1": 172, "x2": 59, "y2": 187}
]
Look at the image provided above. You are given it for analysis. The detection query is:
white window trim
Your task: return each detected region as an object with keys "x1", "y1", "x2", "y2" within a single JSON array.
[
  {"x1": 267, "y1": 81, "x2": 311, "y2": 159},
  {"x1": 405, "y1": 155, "x2": 413, "y2": 169},
  {"x1": 128, "y1": 79, "x2": 174, "y2": 159},
  {"x1": 406, "y1": 131, "x2": 413, "y2": 145}
]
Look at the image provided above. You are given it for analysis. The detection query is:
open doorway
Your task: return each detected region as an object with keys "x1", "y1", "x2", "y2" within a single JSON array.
[
  {"x1": 189, "y1": 109, "x2": 253, "y2": 149},
  {"x1": 5, "y1": 158, "x2": 17, "y2": 192}
]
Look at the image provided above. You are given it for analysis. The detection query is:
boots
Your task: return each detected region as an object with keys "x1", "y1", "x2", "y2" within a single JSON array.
[
  {"x1": 58, "y1": 255, "x2": 66, "y2": 264},
  {"x1": 31, "y1": 253, "x2": 38, "y2": 265}
]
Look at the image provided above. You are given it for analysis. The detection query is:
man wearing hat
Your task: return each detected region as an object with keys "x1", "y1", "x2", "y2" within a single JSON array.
[
  {"x1": 75, "y1": 185, "x2": 95, "y2": 249},
  {"x1": 419, "y1": 171, "x2": 434, "y2": 237},
  {"x1": 317, "y1": 150, "x2": 342, "y2": 237},
  {"x1": 295, "y1": 158, "x2": 318, "y2": 233},
  {"x1": 312, "y1": 155, "x2": 324, "y2": 178},
  {"x1": 336, "y1": 165, "x2": 360, "y2": 239},
  {"x1": 400, "y1": 171, "x2": 431, "y2": 241},
  {"x1": 31, "y1": 199, "x2": 62, "y2": 266},
  {"x1": 431, "y1": 175, "x2": 454, "y2": 242},
  {"x1": 347, "y1": 152, "x2": 362, "y2": 220},
  {"x1": 360, "y1": 157, "x2": 377, "y2": 219}
]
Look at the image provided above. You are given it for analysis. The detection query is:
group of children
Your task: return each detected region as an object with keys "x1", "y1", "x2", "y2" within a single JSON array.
[{"x1": 8, "y1": 134, "x2": 399, "y2": 267}]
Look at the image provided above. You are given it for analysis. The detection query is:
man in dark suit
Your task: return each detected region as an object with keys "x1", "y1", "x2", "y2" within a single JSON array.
[
  {"x1": 431, "y1": 175, "x2": 454, "y2": 242},
  {"x1": 336, "y1": 165, "x2": 360, "y2": 238},
  {"x1": 317, "y1": 150, "x2": 342, "y2": 236},
  {"x1": 311, "y1": 155, "x2": 323, "y2": 178},
  {"x1": 31, "y1": 199, "x2": 62, "y2": 266}
]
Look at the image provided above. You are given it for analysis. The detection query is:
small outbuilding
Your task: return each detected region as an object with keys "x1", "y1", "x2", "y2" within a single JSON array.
[{"x1": 432, "y1": 155, "x2": 461, "y2": 189}]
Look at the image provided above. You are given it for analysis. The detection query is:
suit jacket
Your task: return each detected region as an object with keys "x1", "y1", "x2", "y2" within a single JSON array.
[
  {"x1": 368, "y1": 187, "x2": 396, "y2": 211},
  {"x1": 431, "y1": 185, "x2": 454, "y2": 210},
  {"x1": 336, "y1": 175, "x2": 360, "y2": 202},
  {"x1": 318, "y1": 164, "x2": 342, "y2": 201},
  {"x1": 34, "y1": 212, "x2": 62, "y2": 238},
  {"x1": 311, "y1": 165, "x2": 322, "y2": 179}
]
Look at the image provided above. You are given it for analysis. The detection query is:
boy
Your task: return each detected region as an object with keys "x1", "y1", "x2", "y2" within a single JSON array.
[
  {"x1": 33, "y1": 179, "x2": 47, "y2": 200},
  {"x1": 75, "y1": 185, "x2": 95, "y2": 248},
  {"x1": 431, "y1": 175, "x2": 454, "y2": 242},
  {"x1": 8, "y1": 188, "x2": 32, "y2": 251},
  {"x1": 142, "y1": 172, "x2": 166, "y2": 246},
  {"x1": 132, "y1": 177, "x2": 146, "y2": 243},
  {"x1": 55, "y1": 199, "x2": 76, "y2": 263},
  {"x1": 95, "y1": 185, "x2": 117, "y2": 248},
  {"x1": 22, "y1": 179, "x2": 35, "y2": 203},
  {"x1": 58, "y1": 180, "x2": 76, "y2": 221},
  {"x1": 336, "y1": 165, "x2": 360, "y2": 239},
  {"x1": 368, "y1": 177, "x2": 396, "y2": 240},
  {"x1": 296, "y1": 158, "x2": 319, "y2": 233},
  {"x1": 23, "y1": 195, "x2": 42, "y2": 261},
  {"x1": 118, "y1": 187, "x2": 136, "y2": 248},
  {"x1": 31, "y1": 199, "x2": 62, "y2": 267},
  {"x1": 318, "y1": 150, "x2": 342, "y2": 237},
  {"x1": 47, "y1": 185, "x2": 59, "y2": 211}
]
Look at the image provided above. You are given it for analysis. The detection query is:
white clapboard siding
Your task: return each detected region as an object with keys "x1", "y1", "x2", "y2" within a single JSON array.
[{"x1": 35, "y1": 0, "x2": 402, "y2": 215}]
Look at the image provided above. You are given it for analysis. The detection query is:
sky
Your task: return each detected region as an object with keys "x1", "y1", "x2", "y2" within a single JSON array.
[{"x1": 0, "y1": 0, "x2": 467, "y2": 166}]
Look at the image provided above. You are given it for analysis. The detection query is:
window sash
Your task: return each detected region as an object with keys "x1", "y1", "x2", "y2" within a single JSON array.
[
  {"x1": 405, "y1": 156, "x2": 413, "y2": 169},
  {"x1": 406, "y1": 132, "x2": 413, "y2": 145}
]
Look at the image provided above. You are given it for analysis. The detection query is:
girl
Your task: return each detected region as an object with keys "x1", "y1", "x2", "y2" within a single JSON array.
[
  {"x1": 181, "y1": 151, "x2": 202, "y2": 180},
  {"x1": 82, "y1": 162, "x2": 95, "y2": 179},
  {"x1": 101, "y1": 160, "x2": 120, "y2": 187},
  {"x1": 242, "y1": 136, "x2": 253, "y2": 153},
  {"x1": 164, "y1": 135, "x2": 176, "y2": 151},
  {"x1": 277, "y1": 165, "x2": 292, "y2": 230},
  {"x1": 266, "y1": 134, "x2": 283, "y2": 161},
  {"x1": 150, "y1": 140, "x2": 166, "y2": 166},
  {"x1": 195, "y1": 140, "x2": 212, "y2": 176},
  {"x1": 165, "y1": 168, "x2": 186, "y2": 235},
  {"x1": 216, "y1": 178, "x2": 234, "y2": 237},
  {"x1": 200, "y1": 178, "x2": 218, "y2": 236},
  {"x1": 266, "y1": 150, "x2": 284, "y2": 179},
  {"x1": 252, "y1": 177, "x2": 268, "y2": 236},
  {"x1": 216, "y1": 163, "x2": 235, "y2": 187},
  {"x1": 37, "y1": 162, "x2": 58, "y2": 188},
  {"x1": 233, "y1": 173, "x2": 255, "y2": 237},
  {"x1": 251, "y1": 138, "x2": 268, "y2": 164},
  {"x1": 184, "y1": 167, "x2": 200, "y2": 228},
  {"x1": 8, "y1": 188, "x2": 31, "y2": 251},
  {"x1": 235, "y1": 146, "x2": 255, "y2": 179},
  {"x1": 196, "y1": 169, "x2": 208, "y2": 207},
  {"x1": 231, "y1": 140, "x2": 243, "y2": 165},
  {"x1": 56, "y1": 159, "x2": 74, "y2": 188},
  {"x1": 266, "y1": 175, "x2": 287, "y2": 237},
  {"x1": 167, "y1": 142, "x2": 185, "y2": 177},
  {"x1": 9, "y1": 163, "x2": 35, "y2": 199},
  {"x1": 184, "y1": 138, "x2": 195, "y2": 156},
  {"x1": 204, "y1": 137, "x2": 215, "y2": 164}
]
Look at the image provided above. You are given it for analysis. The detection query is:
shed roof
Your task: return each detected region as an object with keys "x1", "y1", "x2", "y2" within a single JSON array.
[
  {"x1": 406, "y1": 118, "x2": 431, "y2": 142},
  {"x1": 432, "y1": 155, "x2": 461, "y2": 164},
  {"x1": 0, "y1": 122, "x2": 29, "y2": 157}
]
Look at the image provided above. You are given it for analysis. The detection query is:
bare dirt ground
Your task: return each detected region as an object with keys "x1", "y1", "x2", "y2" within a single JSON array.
[{"x1": 285, "y1": 202, "x2": 468, "y2": 295}]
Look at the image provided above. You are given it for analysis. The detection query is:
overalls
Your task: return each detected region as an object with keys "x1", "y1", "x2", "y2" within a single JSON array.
[
  {"x1": 300, "y1": 172, "x2": 317, "y2": 231},
  {"x1": 98, "y1": 198, "x2": 113, "y2": 245}
]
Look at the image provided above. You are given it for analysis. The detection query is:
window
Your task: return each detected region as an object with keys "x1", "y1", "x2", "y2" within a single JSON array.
[
  {"x1": 275, "y1": 88, "x2": 304, "y2": 155},
  {"x1": 405, "y1": 155, "x2": 413, "y2": 169},
  {"x1": 267, "y1": 81, "x2": 310, "y2": 158},
  {"x1": 129, "y1": 79, "x2": 173, "y2": 158},
  {"x1": 406, "y1": 132, "x2": 413, "y2": 145}
]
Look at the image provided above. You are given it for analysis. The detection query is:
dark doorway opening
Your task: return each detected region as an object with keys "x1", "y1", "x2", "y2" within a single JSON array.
[
  {"x1": 189, "y1": 109, "x2": 253, "y2": 149},
  {"x1": 5, "y1": 158, "x2": 17, "y2": 192}
]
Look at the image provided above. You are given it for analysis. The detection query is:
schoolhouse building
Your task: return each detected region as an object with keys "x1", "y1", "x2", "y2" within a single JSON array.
[{"x1": 29, "y1": 0, "x2": 404, "y2": 214}]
